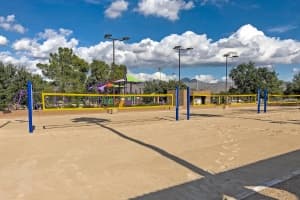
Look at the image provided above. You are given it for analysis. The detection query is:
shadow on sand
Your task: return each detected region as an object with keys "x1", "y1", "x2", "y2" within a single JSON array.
[
  {"x1": 71, "y1": 117, "x2": 300, "y2": 200},
  {"x1": 185, "y1": 113, "x2": 224, "y2": 118},
  {"x1": 43, "y1": 118, "x2": 110, "y2": 130},
  {"x1": 0, "y1": 121, "x2": 11, "y2": 129},
  {"x1": 234, "y1": 117, "x2": 300, "y2": 126},
  {"x1": 43, "y1": 117, "x2": 175, "y2": 130}
]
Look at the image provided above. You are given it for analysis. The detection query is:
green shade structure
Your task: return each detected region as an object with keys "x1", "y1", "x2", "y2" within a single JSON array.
[
  {"x1": 113, "y1": 75, "x2": 143, "y2": 94},
  {"x1": 126, "y1": 75, "x2": 143, "y2": 94},
  {"x1": 126, "y1": 74, "x2": 143, "y2": 83}
]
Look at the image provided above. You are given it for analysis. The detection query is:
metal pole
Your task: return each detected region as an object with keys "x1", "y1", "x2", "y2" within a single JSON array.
[
  {"x1": 178, "y1": 49, "x2": 181, "y2": 86},
  {"x1": 112, "y1": 39, "x2": 115, "y2": 65},
  {"x1": 225, "y1": 56, "x2": 228, "y2": 93},
  {"x1": 160, "y1": 71, "x2": 161, "y2": 81},
  {"x1": 177, "y1": 49, "x2": 181, "y2": 111},
  {"x1": 176, "y1": 86, "x2": 179, "y2": 121},
  {"x1": 187, "y1": 87, "x2": 190, "y2": 120},
  {"x1": 27, "y1": 81, "x2": 33, "y2": 133},
  {"x1": 264, "y1": 89, "x2": 268, "y2": 113},
  {"x1": 257, "y1": 88, "x2": 261, "y2": 114}
]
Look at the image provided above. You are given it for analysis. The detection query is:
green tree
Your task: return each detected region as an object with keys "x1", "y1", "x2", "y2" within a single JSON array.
[
  {"x1": 229, "y1": 62, "x2": 283, "y2": 94},
  {"x1": 37, "y1": 47, "x2": 88, "y2": 93},
  {"x1": 285, "y1": 72, "x2": 300, "y2": 94},
  {"x1": 109, "y1": 64, "x2": 127, "y2": 81},
  {"x1": 143, "y1": 80, "x2": 186, "y2": 94},
  {"x1": 86, "y1": 61, "x2": 127, "y2": 92},
  {"x1": 0, "y1": 63, "x2": 17, "y2": 109},
  {"x1": 86, "y1": 60, "x2": 110, "y2": 92},
  {"x1": 0, "y1": 62, "x2": 49, "y2": 110}
]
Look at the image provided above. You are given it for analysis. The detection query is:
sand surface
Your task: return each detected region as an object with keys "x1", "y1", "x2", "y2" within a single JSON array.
[{"x1": 0, "y1": 106, "x2": 299, "y2": 200}]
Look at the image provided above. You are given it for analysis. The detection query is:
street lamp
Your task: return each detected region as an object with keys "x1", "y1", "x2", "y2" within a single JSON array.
[
  {"x1": 173, "y1": 45, "x2": 193, "y2": 86},
  {"x1": 223, "y1": 52, "x2": 239, "y2": 105},
  {"x1": 223, "y1": 52, "x2": 239, "y2": 93},
  {"x1": 158, "y1": 67, "x2": 161, "y2": 81},
  {"x1": 104, "y1": 34, "x2": 130, "y2": 65}
]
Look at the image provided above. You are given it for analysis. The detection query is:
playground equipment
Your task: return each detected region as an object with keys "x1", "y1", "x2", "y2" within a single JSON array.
[
  {"x1": 88, "y1": 82, "x2": 118, "y2": 93},
  {"x1": 13, "y1": 89, "x2": 26, "y2": 109}
]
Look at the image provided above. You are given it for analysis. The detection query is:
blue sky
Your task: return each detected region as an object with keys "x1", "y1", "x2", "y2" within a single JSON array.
[{"x1": 0, "y1": 0, "x2": 300, "y2": 83}]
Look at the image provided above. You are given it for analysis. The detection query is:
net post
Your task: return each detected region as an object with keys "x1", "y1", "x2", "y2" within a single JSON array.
[
  {"x1": 176, "y1": 86, "x2": 179, "y2": 121},
  {"x1": 264, "y1": 89, "x2": 268, "y2": 113},
  {"x1": 27, "y1": 81, "x2": 33, "y2": 133},
  {"x1": 187, "y1": 87, "x2": 190, "y2": 120},
  {"x1": 257, "y1": 88, "x2": 261, "y2": 114}
]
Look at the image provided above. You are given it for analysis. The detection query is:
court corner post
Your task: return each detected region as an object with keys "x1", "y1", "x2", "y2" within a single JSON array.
[
  {"x1": 176, "y1": 86, "x2": 179, "y2": 121},
  {"x1": 257, "y1": 88, "x2": 261, "y2": 114},
  {"x1": 187, "y1": 87, "x2": 190, "y2": 120},
  {"x1": 27, "y1": 80, "x2": 34, "y2": 133},
  {"x1": 264, "y1": 89, "x2": 268, "y2": 113}
]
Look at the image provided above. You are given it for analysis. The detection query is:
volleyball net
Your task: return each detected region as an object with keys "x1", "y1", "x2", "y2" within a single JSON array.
[
  {"x1": 191, "y1": 94, "x2": 257, "y2": 106},
  {"x1": 268, "y1": 94, "x2": 300, "y2": 105},
  {"x1": 41, "y1": 93, "x2": 174, "y2": 111},
  {"x1": 41, "y1": 92, "x2": 300, "y2": 111}
]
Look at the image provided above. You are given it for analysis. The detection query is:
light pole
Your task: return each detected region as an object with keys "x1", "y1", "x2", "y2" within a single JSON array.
[
  {"x1": 173, "y1": 46, "x2": 193, "y2": 86},
  {"x1": 158, "y1": 67, "x2": 161, "y2": 81},
  {"x1": 223, "y1": 52, "x2": 239, "y2": 104},
  {"x1": 104, "y1": 34, "x2": 130, "y2": 65},
  {"x1": 223, "y1": 52, "x2": 239, "y2": 93}
]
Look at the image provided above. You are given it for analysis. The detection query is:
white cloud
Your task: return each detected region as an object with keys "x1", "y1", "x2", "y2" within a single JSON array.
[
  {"x1": 0, "y1": 15, "x2": 26, "y2": 33},
  {"x1": 195, "y1": 74, "x2": 218, "y2": 83},
  {"x1": 0, "y1": 51, "x2": 44, "y2": 74},
  {"x1": 129, "y1": 71, "x2": 177, "y2": 81},
  {"x1": 136, "y1": 0, "x2": 194, "y2": 21},
  {"x1": 0, "y1": 35, "x2": 8, "y2": 45},
  {"x1": 4, "y1": 24, "x2": 300, "y2": 77},
  {"x1": 78, "y1": 24, "x2": 300, "y2": 68},
  {"x1": 221, "y1": 76, "x2": 233, "y2": 82},
  {"x1": 105, "y1": 0, "x2": 129, "y2": 19},
  {"x1": 292, "y1": 67, "x2": 300, "y2": 74},
  {"x1": 268, "y1": 25, "x2": 297, "y2": 33},
  {"x1": 216, "y1": 24, "x2": 300, "y2": 64},
  {"x1": 255, "y1": 64, "x2": 274, "y2": 70},
  {"x1": 13, "y1": 28, "x2": 78, "y2": 59}
]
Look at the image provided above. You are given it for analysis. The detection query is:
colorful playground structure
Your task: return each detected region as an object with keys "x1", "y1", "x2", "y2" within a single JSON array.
[{"x1": 13, "y1": 89, "x2": 26, "y2": 109}]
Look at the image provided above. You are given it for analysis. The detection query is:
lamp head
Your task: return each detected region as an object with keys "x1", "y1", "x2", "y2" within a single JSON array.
[
  {"x1": 121, "y1": 36, "x2": 130, "y2": 41},
  {"x1": 173, "y1": 45, "x2": 181, "y2": 50},
  {"x1": 223, "y1": 53, "x2": 230, "y2": 57},
  {"x1": 104, "y1": 34, "x2": 112, "y2": 39},
  {"x1": 223, "y1": 52, "x2": 239, "y2": 58},
  {"x1": 186, "y1": 47, "x2": 193, "y2": 51}
]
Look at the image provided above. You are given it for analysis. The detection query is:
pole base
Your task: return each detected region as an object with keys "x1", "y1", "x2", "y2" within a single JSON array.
[{"x1": 223, "y1": 104, "x2": 230, "y2": 109}]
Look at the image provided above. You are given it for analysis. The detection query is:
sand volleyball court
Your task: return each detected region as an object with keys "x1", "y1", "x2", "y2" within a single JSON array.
[{"x1": 0, "y1": 107, "x2": 299, "y2": 199}]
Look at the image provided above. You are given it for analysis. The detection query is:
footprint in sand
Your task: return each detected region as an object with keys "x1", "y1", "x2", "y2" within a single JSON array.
[{"x1": 214, "y1": 130, "x2": 241, "y2": 171}]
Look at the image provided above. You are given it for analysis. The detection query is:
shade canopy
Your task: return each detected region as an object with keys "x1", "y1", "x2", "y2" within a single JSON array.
[
  {"x1": 113, "y1": 75, "x2": 143, "y2": 83},
  {"x1": 126, "y1": 74, "x2": 143, "y2": 83}
]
